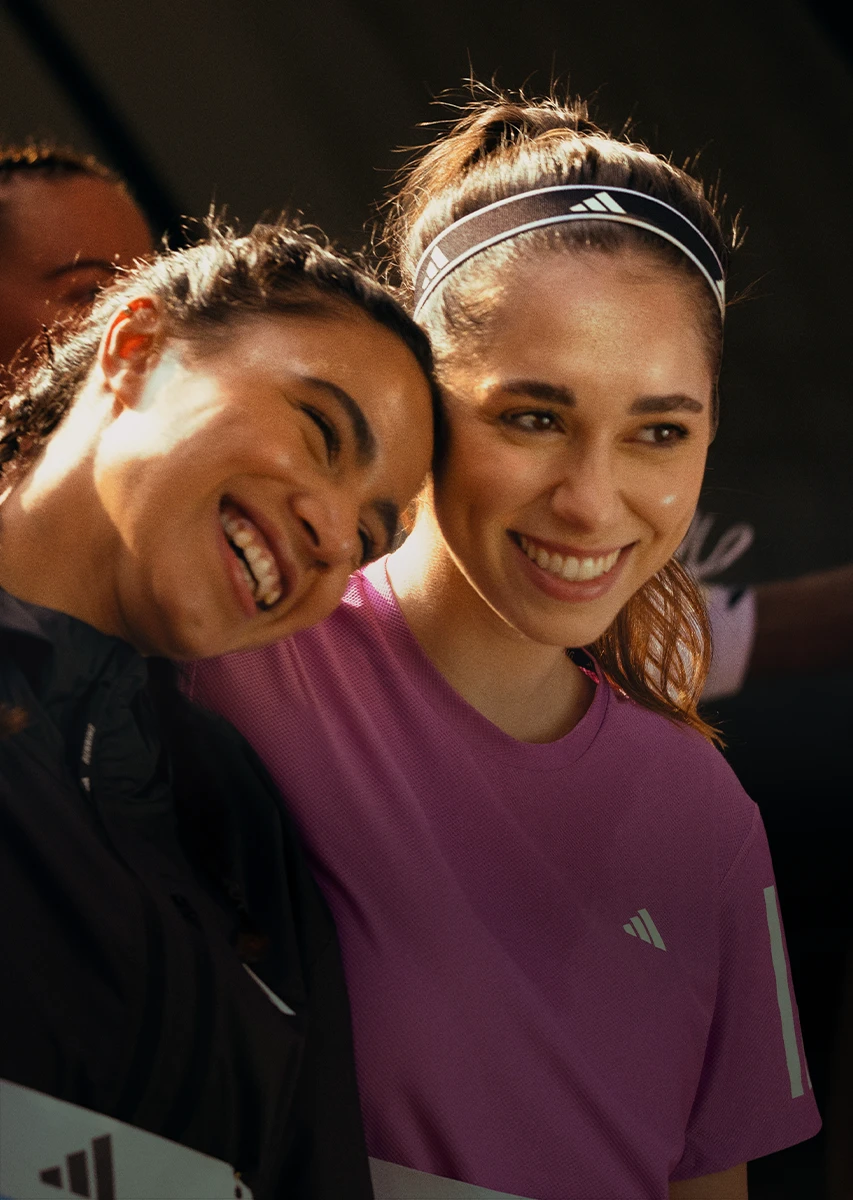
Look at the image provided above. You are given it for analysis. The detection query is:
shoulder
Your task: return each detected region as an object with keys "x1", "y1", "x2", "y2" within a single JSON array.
[
  {"x1": 599, "y1": 687, "x2": 742, "y2": 788},
  {"x1": 593, "y1": 688, "x2": 758, "y2": 884},
  {"x1": 185, "y1": 566, "x2": 395, "y2": 709}
]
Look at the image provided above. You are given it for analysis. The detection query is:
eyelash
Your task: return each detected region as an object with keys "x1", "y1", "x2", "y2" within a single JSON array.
[
  {"x1": 303, "y1": 406, "x2": 340, "y2": 463},
  {"x1": 502, "y1": 409, "x2": 563, "y2": 433},
  {"x1": 358, "y1": 528, "x2": 376, "y2": 566},
  {"x1": 301, "y1": 406, "x2": 377, "y2": 565},
  {"x1": 62, "y1": 285, "x2": 102, "y2": 306},
  {"x1": 503, "y1": 410, "x2": 690, "y2": 447},
  {"x1": 636, "y1": 423, "x2": 690, "y2": 446}
]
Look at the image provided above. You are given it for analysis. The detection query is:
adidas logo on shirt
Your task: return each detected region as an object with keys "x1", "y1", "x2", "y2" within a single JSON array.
[
  {"x1": 569, "y1": 191, "x2": 627, "y2": 214},
  {"x1": 623, "y1": 908, "x2": 666, "y2": 950}
]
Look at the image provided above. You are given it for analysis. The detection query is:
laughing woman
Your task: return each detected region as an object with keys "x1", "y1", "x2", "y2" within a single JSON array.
[
  {"x1": 0, "y1": 222, "x2": 437, "y2": 1199},
  {"x1": 189, "y1": 99, "x2": 821, "y2": 1199}
]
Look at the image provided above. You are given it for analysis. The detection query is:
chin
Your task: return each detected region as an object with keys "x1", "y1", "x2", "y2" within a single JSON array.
[{"x1": 135, "y1": 602, "x2": 230, "y2": 662}]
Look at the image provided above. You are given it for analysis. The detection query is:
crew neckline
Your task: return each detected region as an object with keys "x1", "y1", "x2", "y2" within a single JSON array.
[{"x1": 358, "y1": 558, "x2": 610, "y2": 771}]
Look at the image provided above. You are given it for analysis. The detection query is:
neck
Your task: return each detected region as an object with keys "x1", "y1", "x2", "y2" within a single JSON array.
[
  {"x1": 386, "y1": 511, "x2": 594, "y2": 743},
  {"x1": 0, "y1": 390, "x2": 122, "y2": 638}
]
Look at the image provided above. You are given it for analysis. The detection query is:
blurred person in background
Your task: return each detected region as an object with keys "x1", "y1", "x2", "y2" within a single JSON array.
[
  {"x1": 0, "y1": 143, "x2": 153, "y2": 372},
  {"x1": 681, "y1": 511, "x2": 853, "y2": 702}
]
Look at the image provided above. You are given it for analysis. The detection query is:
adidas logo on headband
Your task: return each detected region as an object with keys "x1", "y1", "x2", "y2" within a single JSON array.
[
  {"x1": 569, "y1": 190, "x2": 627, "y2": 214},
  {"x1": 413, "y1": 184, "x2": 725, "y2": 319},
  {"x1": 423, "y1": 244, "x2": 449, "y2": 284}
]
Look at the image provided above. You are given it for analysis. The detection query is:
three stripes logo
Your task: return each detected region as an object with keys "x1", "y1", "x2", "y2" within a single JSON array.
[
  {"x1": 38, "y1": 1134, "x2": 115, "y2": 1200},
  {"x1": 421, "y1": 245, "x2": 449, "y2": 290},
  {"x1": 569, "y1": 190, "x2": 627, "y2": 215},
  {"x1": 623, "y1": 908, "x2": 666, "y2": 951}
]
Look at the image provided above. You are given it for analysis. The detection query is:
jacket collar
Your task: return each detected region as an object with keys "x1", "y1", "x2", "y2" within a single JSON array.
[
  {"x1": 0, "y1": 586, "x2": 144, "y2": 713},
  {"x1": 0, "y1": 587, "x2": 167, "y2": 815}
]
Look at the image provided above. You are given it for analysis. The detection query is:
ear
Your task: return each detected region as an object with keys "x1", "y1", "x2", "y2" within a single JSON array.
[{"x1": 98, "y1": 296, "x2": 163, "y2": 412}]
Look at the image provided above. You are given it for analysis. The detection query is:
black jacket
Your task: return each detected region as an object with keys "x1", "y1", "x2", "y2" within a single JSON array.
[{"x1": 0, "y1": 588, "x2": 373, "y2": 1199}]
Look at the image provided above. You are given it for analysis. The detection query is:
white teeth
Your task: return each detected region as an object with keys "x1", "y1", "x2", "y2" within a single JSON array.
[
  {"x1": 220, "y1": 504, "x2": 284, "y2": 609},
  {"x1": 519, "y1": 535, "x2": 620, "y2": 583},
  {"x1": 238, "y1": 558, "x2": 255, "y2": 591}
]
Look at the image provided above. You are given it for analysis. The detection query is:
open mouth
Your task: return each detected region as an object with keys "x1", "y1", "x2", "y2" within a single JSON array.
[
  {"x1": 220, "y1": 498, "x2": 285, "y2": 611},
  {"x1": 517, "y1": 534, "x2": 621, "y2": 582}
]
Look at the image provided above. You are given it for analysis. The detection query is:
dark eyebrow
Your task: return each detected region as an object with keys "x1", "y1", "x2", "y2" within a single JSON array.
[
  {"x1": 303, "y1": 376, "x2": 377, "y2": 466},
  {"x1": 628, "y1": 395, "x2": 706, "y2": 415},
  {"x1": 499, "y1": 380, "x2": 576, "y2": 408},
  {"x1": 498, "y1": 380, "x2": 705, "y2": 416},
  {"x1": 43, "y1": 258, "x2": 117, "y2": 281},
  {"x1": 371, "y1": 498, "x2": 401, "y2": 553}
]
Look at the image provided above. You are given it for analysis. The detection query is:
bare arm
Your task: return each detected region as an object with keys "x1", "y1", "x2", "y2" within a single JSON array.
[
  {"x1": 749, "y1": 564, "x2": 853, "y2": 678},
  {"x1": 669, "y1": 1162, "x2": 747, "y2": 1200}
]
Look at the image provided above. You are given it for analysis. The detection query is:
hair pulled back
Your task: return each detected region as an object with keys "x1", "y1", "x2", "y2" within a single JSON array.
[
  {"x1": 0, "y1": 217, "x2": 439, "y2": 480},
  {"x1": 387, "y1": 89, "x2": 731, "y2": 743}
]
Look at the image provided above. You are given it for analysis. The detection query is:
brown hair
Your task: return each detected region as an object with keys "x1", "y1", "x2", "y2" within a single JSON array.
[
  {"x1": 387, "y1": 88, "x2": 735, "y2": 743},
  {"x1": 0, "y1": 141, "x2": 118, "y2": 182}
]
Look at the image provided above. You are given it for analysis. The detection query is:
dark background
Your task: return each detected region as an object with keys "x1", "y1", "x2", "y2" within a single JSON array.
[{"x1": 2, "y1": 1, "x2": 851, "y2": 1195}]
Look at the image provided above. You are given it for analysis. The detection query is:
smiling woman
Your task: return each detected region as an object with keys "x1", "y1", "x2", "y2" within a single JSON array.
[
  {"x1": 189, "y1": 91, "x2": 821, "y2": 1200},
  {"x1": 0, "y1": 220, "x2": 437, "y2": 1199},
  {"x1": 0, "y1": 220, "x2": 436, "y2": 659}
]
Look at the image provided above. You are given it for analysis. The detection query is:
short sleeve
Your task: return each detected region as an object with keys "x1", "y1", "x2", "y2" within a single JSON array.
[{"x1": 673, "y1": 808, "x2": 822, "y2": 1179}]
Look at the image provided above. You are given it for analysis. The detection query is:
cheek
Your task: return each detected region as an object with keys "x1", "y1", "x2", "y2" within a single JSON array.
[
  {"x1": 650, "y1": 467, "x2": 705, "y2": 548},
  {"x1": 435, "y1": 423, "x2": 545, "y2": 516},
  {"x1": 656, "y1": 438, "x2": 708, "y2": 504}
]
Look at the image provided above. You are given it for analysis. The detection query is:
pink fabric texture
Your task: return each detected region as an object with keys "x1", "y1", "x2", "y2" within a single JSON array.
[{"x1": 188, "y1": 560, "x2": 820, "y2": 1200}]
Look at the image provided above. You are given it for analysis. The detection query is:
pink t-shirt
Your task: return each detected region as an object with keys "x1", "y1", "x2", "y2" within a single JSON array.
[{"x1": 188, "y1": 560, "x2": 820, "y2": 1200}]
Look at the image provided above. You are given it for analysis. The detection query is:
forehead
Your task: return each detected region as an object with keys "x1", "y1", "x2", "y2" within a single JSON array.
[
  {"x1": 0, "y1": 173, "x2": 153, "y2": 270},
  {"x1": 207, "y1": 307, "x2": 416, "y2": 379},
  {"x1": 201, "y1": 307, "x2": 434, "y2": 435},
  {"x1": 468, "y1": 250, "x2": 714, "y2": 395}
]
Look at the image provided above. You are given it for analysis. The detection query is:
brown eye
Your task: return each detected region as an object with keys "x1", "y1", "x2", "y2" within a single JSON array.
[
  {"x1": 636, "y1": 423, "x2": 689, "y2": 446},
  {"x1": 504, "y1": 410, "x2": 562, "y2": 433}
]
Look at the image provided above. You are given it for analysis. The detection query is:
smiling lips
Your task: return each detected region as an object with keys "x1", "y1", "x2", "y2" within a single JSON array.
[
  {"x1": 518, "y1": 534, "x2": 621, "y2": 582},
  {"x1": 220, "y1": 499, "x2": 285, "y2": 610}
]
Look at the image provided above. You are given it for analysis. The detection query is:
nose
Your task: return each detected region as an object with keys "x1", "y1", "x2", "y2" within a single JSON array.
[
  {"x1": 549, "y1": 442, "x2": 622, "y2": 533},
  {"x1": 290, "y1": 488, "x2": 360, "y2": 570}
]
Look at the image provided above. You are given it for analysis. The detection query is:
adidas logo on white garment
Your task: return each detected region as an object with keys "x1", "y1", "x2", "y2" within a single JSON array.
[
  {"x1": 39, "y1": 1134, "x2": 115, "y2": 1199},
  {"x1": 623, "y1": 908, "x2": 666, "y2": 950},
  {"x1": 569, "y1": 190, "x2": 626, "y2": 214}
]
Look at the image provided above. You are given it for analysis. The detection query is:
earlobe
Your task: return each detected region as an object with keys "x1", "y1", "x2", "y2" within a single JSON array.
[{"x1": 99, "y1": 295, "x2": 162, "y2": 411}]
